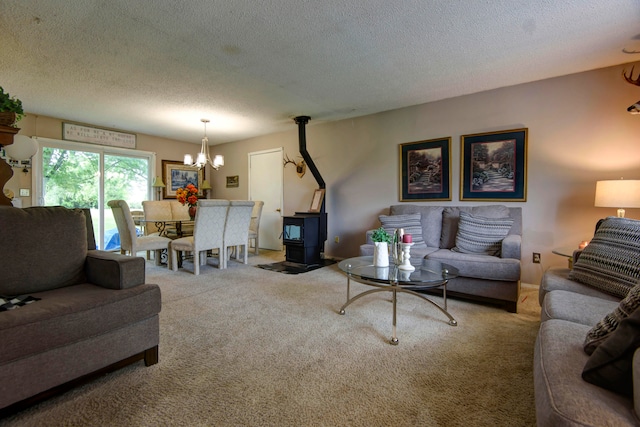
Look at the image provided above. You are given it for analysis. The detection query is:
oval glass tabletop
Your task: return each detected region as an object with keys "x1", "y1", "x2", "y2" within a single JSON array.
[{"x1": 338, "y1": 256, "x2": 458, "y2": 288}]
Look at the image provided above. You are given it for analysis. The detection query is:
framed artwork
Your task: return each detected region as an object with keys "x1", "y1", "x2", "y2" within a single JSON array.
[
  {"x1": 308, "y1": 189, "x2": 325, "y2": 213},
  {"x1": 162, "y1": 160, "x2": 204, "y2": 199},
  {"x1": 460, "y1": 128, "x2": 528, "y2": 201},
  {"x1": 226, "y1": 175, "x2": 239, "y2": 188},
  {"x1": 399, "y1": 137, "x2": 451, "y2": 201}
]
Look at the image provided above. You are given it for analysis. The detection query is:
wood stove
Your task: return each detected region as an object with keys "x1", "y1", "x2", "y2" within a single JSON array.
[{"x1": 283, "y1": 116, "x2": 328, "y2": 265}]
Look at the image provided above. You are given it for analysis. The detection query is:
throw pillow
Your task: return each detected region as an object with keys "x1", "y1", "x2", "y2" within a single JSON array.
[
  {"x1": 582, "y1": 307, "x2": 640, "y2": 397},
  {"x1": 569, "y1": 217, "x2": 640, "y2": 298},
  {"x1": 584, "y1": 282, "x2": 640, "y2": 355},
  {"x1": 452, "y1": 211, "x2": 514, "y2": 256},
  {"x1": 379, "y1": 213, "x2": 426, "y2": 249},
  {"x1": 0, "y1": 295, "x2": 41, "y2": 311}
]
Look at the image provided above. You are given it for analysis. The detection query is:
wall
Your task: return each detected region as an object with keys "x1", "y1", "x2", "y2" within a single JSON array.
[
  {"x1": 8, "y1": 61, "x2": 640, "y2": 285},
  {"x1": 211, "y1": 61, "x2": 640, "y2": 285}
]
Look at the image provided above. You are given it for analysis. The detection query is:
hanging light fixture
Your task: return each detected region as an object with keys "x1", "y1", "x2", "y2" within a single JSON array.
[{"x1": 184, "y1": 119, "x2": 224, "y2": 170}]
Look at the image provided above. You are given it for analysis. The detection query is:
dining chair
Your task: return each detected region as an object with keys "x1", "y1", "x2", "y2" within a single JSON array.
[
  {"x1": 223, "y1": 200, "x2": 255, "y2": 268},
  {"x1": 170, "y1": 199, "x2": 229, "y2": 274},
  {"x1": 248, "y1": 200, "x2": 264, "y2": 255},
  {"x1": 108, "y1": 200, "x2": 172, "y2": 266}
]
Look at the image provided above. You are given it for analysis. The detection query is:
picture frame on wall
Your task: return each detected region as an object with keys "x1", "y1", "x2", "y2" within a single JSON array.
[
  {"x1": 162, "y1": 160, "x2": 204, "y2": 199},
  {"x1": 308, "y1": 188, "x2": 325, "y2": 213},
  {"x1": 399, "y1": 137, "x2": 451, "y2": 201},
  {"x1": 460, "y1": 128, "x2": 528, "y2": 201}
]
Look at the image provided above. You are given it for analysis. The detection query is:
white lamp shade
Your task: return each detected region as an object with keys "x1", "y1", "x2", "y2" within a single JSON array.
[
  {"x1": 4, "y1": 135, "x2": 38, "y2": 160},
  {"x1": 595, "y1": 180, "x2": 640, "y2": 208},
  {"x1": 184, "y1": 154, "x2": 193, "y2": 165},
  {"x1": 213, "y1": 155, "x2": 224, "y2": 167}
]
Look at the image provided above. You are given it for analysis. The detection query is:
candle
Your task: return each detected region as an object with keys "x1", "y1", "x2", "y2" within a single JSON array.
[
  {"x1": 403, "y1": 234, "x2": 412, "y2": 243},
  {"x1": 578, "y1": 241, "x2": 589, "y2": 250}
]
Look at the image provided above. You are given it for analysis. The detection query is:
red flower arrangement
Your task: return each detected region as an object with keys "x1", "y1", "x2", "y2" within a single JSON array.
[{"x1": 176, "y1": 183, "x2": 199, "y2": 207}]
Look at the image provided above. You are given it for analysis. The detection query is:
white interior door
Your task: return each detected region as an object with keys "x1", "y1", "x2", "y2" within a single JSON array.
[{"x1": 248, "y1": 148, "x2": 283, "y2": 251}]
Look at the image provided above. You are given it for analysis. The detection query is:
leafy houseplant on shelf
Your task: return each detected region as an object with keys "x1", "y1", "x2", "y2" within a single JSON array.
[
  {"x1": 176, "y1": 183, "x2": 199, "y2": 219},
  {"x1": 371, "y1": 226, "x2": 391, "y2": 267},
  {"x1": 0, "y1": 86, "x2": 25, "y2": 128}
]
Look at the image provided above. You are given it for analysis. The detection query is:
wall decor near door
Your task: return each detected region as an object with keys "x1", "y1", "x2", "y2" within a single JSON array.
[
  {"x1": 162, "y1": 159, "x2": 204, "y2": 199},
  {"x1": 399, "y1": 137, "x2": 451, "y2": 201},
  {"x1": 460, "y1": 128, "x2": 528, "y2": 202},
  {"x1": 226, "y1": 175, "x2": 239, "y2": 188}
]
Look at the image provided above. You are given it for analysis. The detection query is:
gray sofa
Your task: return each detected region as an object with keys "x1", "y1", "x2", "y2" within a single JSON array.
[
  {"x1": 535, "y1": 216, "x2": 640, "y2": 426},
  {"x1": 360, "y1": 204, "x2": 522, "y2": 312},
  {"x1": 0, "y1": 206, "x2": 161, "y2": 415}
]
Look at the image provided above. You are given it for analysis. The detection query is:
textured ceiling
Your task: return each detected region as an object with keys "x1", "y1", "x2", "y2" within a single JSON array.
[{"x1": 1, "y1": 0, "x2": 639, "y2": 145}]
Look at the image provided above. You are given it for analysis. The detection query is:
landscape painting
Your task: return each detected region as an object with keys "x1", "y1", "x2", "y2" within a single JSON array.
[
  {"x1": 460, "y1": 129, "x2": 527, "y2": 201},
  {"x1": 162, "y1": 160, "x2": 204, "y2": 199},
  {"x1": 399, "y1": 137, "x2": 451, "y2": 201}
]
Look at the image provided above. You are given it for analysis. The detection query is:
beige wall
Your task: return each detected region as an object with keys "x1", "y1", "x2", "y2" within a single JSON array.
[{"x1": 8, "y1": 61, "x2": 640, "y2": 285}]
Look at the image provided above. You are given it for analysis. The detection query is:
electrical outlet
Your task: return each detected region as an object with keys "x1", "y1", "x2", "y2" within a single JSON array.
[
  {"x1": 334, "y1": 236, "x2": 340, "y2": 243},
  {"x1": 533, "y1": 252, "x2": 541, "y2": 264}
]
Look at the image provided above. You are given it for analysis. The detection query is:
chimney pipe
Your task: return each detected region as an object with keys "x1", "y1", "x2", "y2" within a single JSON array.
[{"x1": 294, "y1": 116, "x2": 325, "y2": 190}]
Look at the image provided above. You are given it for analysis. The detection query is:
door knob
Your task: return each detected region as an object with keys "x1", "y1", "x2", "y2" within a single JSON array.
[{"x1": 276, "y1": 208, "x2": 281, "y2": 212}]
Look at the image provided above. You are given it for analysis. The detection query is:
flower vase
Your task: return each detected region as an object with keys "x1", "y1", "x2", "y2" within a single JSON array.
[
  {"x1": 189, "y1": 206, "x2": 197, "y2": 220},
  {"x1": 373, "y1": 242, "x2": 389, "y2": 267}
]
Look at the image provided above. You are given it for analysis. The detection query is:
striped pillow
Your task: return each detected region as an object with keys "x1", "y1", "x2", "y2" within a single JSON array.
[
  {"x1": 452, "y1": 211, "x2": 513, "y2": 256},
  {"x1": 379, "y1": 214, "x2": 426, "y2": 248},
  {"x1": 569, "y1": 217, "x2": 640, "y2": 298}
]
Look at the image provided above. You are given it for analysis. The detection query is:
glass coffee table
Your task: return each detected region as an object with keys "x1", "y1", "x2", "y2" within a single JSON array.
[{"x1": 338, "y1": 256, "x2": 458, "y2": 345}]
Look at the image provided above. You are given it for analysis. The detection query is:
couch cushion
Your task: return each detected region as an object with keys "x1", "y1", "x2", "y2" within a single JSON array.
[
  {"x1": 582, "y1": 307, "x2": 640, "y2": 396},
  {"x1": 426, "y1": 249, "x2": 520, "y2": 281},
  {"x1": 569, "y1": 216, "x2": 640, "y2": 298},
  {"x1": 534, "y1": 319, "x2": 638, "y2": 426},
  {"x1": 452, "y1": 211, "x2": 513, "y2": 256},
  {"x1": 0, "y1": 283, "x2": 161, "y2": 365},
  {"x1": 541, "y1": 290, "x2": 618, "y2": 325},
  {"x1": 539, "y1": 267, "x2": 621, "y2": 306},
  {"x1": 583, "y1": 283, "x2": 640, "y2": 355},
  {"x1": 379, "y1": 213, "x2": 426, "y2": 248},
  {"x1": 0, "y1": 206, "x2": 87, "y2": 294},
  {"x1": 390, "y1": 205, "x2": 443, "y2": 247}
]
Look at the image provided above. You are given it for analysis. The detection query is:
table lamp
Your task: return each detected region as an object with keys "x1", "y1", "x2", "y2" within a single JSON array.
[
  {"x1": 201, "y1": 180, "x2": 212, "y2": 199},
  {"x1": 152, "y1": 176, "x2": 165, "y2": 200},
  {"x1": 594, "y1": 179, "x2": 640, "y2": 218}
]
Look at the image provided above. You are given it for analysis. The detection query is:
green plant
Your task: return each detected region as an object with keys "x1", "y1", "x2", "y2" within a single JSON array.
[
  {"x1": 0, "y1": 86, "x2": 25, "y2": 125},
  {"x1": 371, "y1": 226, "x2": 391, "y2": 243}
]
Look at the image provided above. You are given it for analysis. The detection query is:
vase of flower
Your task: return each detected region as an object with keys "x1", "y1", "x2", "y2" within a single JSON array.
[{"x1": 176, "y1": 183, "x2": 199, "y2": 220}]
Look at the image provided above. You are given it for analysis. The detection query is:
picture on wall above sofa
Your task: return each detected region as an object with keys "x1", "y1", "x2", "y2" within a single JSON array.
[
  {"x1": 399, "y1": 137, "x2": 451, "y2": 202},
  {"x1": 460, "y1": 128, "x2": 528, "y2": 202}
]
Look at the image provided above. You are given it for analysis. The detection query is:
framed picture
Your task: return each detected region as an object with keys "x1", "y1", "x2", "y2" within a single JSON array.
[
  {"x1": 460, "y1": 128, "x2": 528, "y2": 201},
  {"x1": 309, "y1": 189, "x2": 325, "y2": 213},
  {"x1": 399, "y1": 137, "x2": 451, "y2": 201},
  {"x1": 226, "y1": 175, "x2": 239, "y2": 188},
  {"x1": 162, "y1": 160, "x2": 204, "y2": 199}
]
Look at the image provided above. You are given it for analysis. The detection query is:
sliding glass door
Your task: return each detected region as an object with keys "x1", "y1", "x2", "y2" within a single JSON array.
[{"x1": 35, "y1": 138, "x2": 154, "y2": 250}]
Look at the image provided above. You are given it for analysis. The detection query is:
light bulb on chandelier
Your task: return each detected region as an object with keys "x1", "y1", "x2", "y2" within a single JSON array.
[{"x1": 184, "y1": 119, "x2": 224, "y2": 170}]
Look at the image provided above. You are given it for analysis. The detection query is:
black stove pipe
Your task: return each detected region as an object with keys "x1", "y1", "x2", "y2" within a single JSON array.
[{"x1": 294, "y1": 116, "x2": 325, "y2": 191}]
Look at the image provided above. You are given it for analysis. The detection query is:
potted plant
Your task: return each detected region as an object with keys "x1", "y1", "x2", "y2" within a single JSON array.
[
  {"x1": 371, "y1": 226, "x2": 391, "y2": 267},
  {"x1": 0, "y1": 86, "x2": 25, "y2": 127}
]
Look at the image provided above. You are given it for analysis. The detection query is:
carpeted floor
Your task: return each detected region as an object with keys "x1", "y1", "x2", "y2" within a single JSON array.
[{"x1": 1, "y1": 250, "x2": 541, "y2": 426}]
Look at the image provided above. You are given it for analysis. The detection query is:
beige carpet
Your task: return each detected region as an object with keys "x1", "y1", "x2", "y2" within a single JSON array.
[{"x1": 2, "y1": 251, "x2": 540, "y2": 427}]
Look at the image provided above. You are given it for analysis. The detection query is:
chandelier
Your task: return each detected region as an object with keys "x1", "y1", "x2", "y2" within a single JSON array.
[{"x1": 184, "y1": 119, "x2": 224, "y2": 170}]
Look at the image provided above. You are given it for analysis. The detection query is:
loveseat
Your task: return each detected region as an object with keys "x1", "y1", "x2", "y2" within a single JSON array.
[
  {"x1": 360, "y1": 204, "x2": 522, "y2": 312},
  {"x1": 535, "y1": 216, "x2": 640, "y2": 426},
  {"x1": 0, "y1": 206, "x2": 161, "y2": 415}
]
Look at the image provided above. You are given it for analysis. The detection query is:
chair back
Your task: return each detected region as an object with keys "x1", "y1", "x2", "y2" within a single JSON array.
[
  {"x1": 193, "y1": 200, "x2": 230, "y2": 251},
  {"x1": 170, "y1": 201, "x2": 190, "y2": 220},
  {"x1": 249, "y1": 201, "x2": 264, "y2": 235},
  {"x1": 142, "y1": 201, "x2": 173, "y2": 235},
  {"x1": 224, "y1": 200, "x2": 255, "y2": 247},
  {"x1": 107, "y1": 200, "x2": 137, "y2": 252}
]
